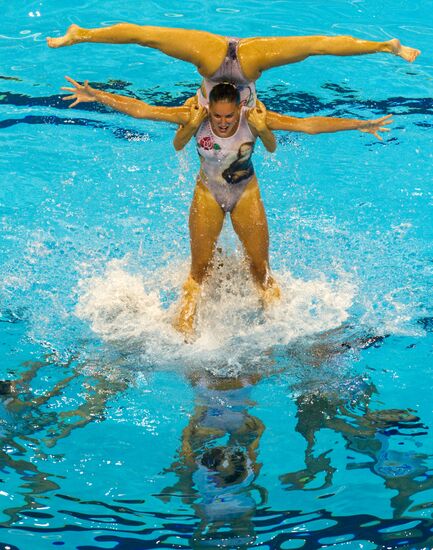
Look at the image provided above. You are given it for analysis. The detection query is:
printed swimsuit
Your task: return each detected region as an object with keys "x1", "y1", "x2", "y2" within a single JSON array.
[
  {"x1": 196, "y1": 107, "x2": 256, "y2": 212},
  {"x1": 192, "y1": 379, "x2": 259, "y2": 527},
  {"x1": 197, "y1": 37, "x2": 257, "y2": 108}
]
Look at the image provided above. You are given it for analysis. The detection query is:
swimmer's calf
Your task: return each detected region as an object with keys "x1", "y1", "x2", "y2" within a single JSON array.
[{"x1": 172, "y1": 276, "x2": 201, "y2": 340}]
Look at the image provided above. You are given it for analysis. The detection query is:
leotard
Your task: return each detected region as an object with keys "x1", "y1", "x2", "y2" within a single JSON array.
[
  {"x1": 196, "y1": 107, "x2": 256, "y2": 212},
  {"x1": 197, "y1": 37, "x2": 256, "y2": 108}
]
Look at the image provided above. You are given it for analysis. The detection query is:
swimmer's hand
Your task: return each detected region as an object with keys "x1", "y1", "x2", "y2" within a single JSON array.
[
  {"x1": 358, "y1": 114, "x2": 393, "y2": 141},
  {"x1": 247, "y1": 100, "x2": 277, "y2": 153},
  {"x1": 61, "y1": 76, "x2": 96, "y2": 107},
  {"x1": 184, "y1": 95, "x2": 207, "y2": 129},
  {"x1": 174, "y1": 96, "x2": 207, "y2": 150},
  {"x1": 247, "y1": 99, "x2": 268, "y2": 133}
]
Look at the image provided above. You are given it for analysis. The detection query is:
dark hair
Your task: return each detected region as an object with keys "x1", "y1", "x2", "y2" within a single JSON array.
[
  {"x1": 0, "y1": 381, "x2": 13, "y2": 395},
  {"x1": 201, "y1": 447, "x2": 225, "y2": 469},
  {"x1": 209, "y1": 82, "x2": 240, "y2": 105},
  {"x1": 201, "y1": 447, "x2": 247, "y2": 485}
]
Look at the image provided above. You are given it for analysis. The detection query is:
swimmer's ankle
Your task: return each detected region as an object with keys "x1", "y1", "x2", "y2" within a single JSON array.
[
  {"x1": 47, "y1": 24, "x2": 84, "y2": 48},
  {"x1": 259, "y1": 278, "x2": 281, "y2": 308},
  {"x1": 387, "y1": 38, "x2": 420, "y2": 62}
]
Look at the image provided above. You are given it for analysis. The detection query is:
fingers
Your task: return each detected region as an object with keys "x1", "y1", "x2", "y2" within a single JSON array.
[
  {"x1": 184, "y1": 95, "x2": 198, "y2": 107},
  {"x1": 376, "y1": 114, "x2": 393, "y2": 125},
  {"x1": 372, "y1": 126, "x2": 391, "y2": 135},
  {"x1": 65, "y1": 76, "x2": 80, "y2": 88},
  {"x1": 61, "y1": 92, "x2": 80, "y2": 108}
]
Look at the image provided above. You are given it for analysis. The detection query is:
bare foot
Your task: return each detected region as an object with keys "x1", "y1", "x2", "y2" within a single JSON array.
[
  {"x1": 172, "y1": 276, "x2": 201, "y2": 340},
  {"x1": 47, "y1": 24, "x2": 82, "y2": 48},
  {"x1": 260, "y1": 280, "x2": 281, "y2": 309},
  {"x1": 389, "y1": 38, "x2": 420, "y2": 63}
]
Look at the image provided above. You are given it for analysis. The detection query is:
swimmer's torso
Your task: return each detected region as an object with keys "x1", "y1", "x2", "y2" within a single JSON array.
[
  {"x1": 196, "y1": 108, "x2": 256, "y2": 212},
  {"x1": 198, "y1": 38, "x2": 257, "y2": 108}
]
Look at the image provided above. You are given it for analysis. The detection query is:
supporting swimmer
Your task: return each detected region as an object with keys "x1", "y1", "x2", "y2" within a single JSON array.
[{"x1": 61, "y1": 78, "x2": 394, "y2": 339}]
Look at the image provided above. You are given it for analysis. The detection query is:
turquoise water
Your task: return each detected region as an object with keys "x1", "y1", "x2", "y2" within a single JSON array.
[{"x1": 1, "y1": 0, "x2": 433, "y2": 548}]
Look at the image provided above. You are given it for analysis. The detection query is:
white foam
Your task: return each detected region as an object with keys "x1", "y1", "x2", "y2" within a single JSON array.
[
  {"x1": 74, "y1": 255, "x2": 356, "y2": 375},
  {"x1": 75, "y1": 258, "x2": 173, "y2": 344}
]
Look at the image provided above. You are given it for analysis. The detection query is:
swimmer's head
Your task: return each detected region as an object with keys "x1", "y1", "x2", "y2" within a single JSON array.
[
  {"x1": 0, "y1": 380, "x2": 14, "y2": 395},
  {"x1": 208, "y1": 84, "x2": 241, "y2": 138},
  {"x1": 209, "y1": 82, "x2": 241, "y2": 106},
  {"x1": 201, "y1": 446, "x2": 248, "y2": 485}
]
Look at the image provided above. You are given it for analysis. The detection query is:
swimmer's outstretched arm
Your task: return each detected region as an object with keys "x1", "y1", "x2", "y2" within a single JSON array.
[
  {"x1": 266, "y1": 111, "x2": 393, "y2": 141},
  {"x1": 61, "y1": 76, "x2": 190, "y2": 125}
]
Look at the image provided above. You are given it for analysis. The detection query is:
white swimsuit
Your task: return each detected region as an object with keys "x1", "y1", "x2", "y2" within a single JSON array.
[
  {"x1": 196, "y1": 107, "x2": 256, "y2": 212},
  {"x1": 197, "y1": 37, "x2": 257, "y2": 109}
]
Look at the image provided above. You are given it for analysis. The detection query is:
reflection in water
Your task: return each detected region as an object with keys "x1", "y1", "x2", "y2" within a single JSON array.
[
  {"x1": 0, "y1": 356, "x2": 127, "y2": 524},
  {"x1": 159, "y1": 371, "x2": 266, "y2": 548},
  {"x1": 158, "y1": 332, "x2": 431, "y2": 548},
  {"x1": 1, "y1": 332, "x2": 432, "y2": 546},
  {"x1": 0, "y1": 357, "x2": 75, "y2": 523},
  {"x1": 280, "y1": 335, "x2": 430, "y2": 519}
]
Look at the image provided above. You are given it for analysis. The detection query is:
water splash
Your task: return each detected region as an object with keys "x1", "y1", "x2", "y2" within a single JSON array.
[{"x1": 74, "y1": 254, "x2": 357, "y2": 375}]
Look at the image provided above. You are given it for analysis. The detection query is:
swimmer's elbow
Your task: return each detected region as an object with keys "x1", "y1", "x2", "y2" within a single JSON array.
[{"x1": 302, "y1": 123, "x2": 319, "y2": 135}]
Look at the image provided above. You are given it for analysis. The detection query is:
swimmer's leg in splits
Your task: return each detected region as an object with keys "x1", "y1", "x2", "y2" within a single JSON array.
[
  {"x1": 47, "y1": 25, "x2": 228, "y2": 78},
  {"x1": 173, "y1": 180, "x2": 225, "y2": 336},
  {"x1": 47, "y1": 24, "x2": 420, "y2": 79},
  {"x1": 237, "y1": 35, "x2": 420, "y2": 80},
  {"x1": 230, "y1": 178, "x2": 280, "y2": 307}
]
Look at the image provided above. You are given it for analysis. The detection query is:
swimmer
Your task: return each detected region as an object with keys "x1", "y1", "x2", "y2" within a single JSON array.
[
  {"x1": 47, "y1": 25, "x2": 420, "y2": 108},
  {"x1": 158, "y1": 370, "x2": 266, "y2": 547},
  {"x1": 61, "y1": 77, "x2": 393, "y2": 337}
]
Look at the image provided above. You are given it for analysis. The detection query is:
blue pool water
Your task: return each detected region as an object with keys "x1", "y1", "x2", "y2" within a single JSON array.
[{"x1": 1, "y1": 0, "x2": 433, "y2": 548}]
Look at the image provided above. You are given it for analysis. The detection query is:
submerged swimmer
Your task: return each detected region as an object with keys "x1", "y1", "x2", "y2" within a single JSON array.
[
  {"x1": 47, "y1": 25, "x2": 420, "y2": 109},
  {"x1": 158, "y1": 370, "x2": 266, "y2": 547},
  {"x1": 61, "y1": 77, "x2": 393, "y2": 337}
]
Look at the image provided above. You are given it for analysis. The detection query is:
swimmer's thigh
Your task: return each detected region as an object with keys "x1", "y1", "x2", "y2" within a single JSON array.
[
  {"x1": 137, "y1": 27, "x2": 229, "y2": 78},
  {"x1": 230, "y1": 179, "x2": 270, "y2": 279},
  {"x1": 189, "y1": 182, "x2": 225, "y2": 281},
  {"x1": 238, "y1": 35, "x2": 391, "y2": 80}
]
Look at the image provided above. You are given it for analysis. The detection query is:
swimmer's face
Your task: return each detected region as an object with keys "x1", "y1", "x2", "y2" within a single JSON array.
[
  {"x1": 201, "y1": 447, "x2": 247, "y2": 485},
  {"x1": 208, "y1": 100, "x2": 240, "y2": 138}
]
